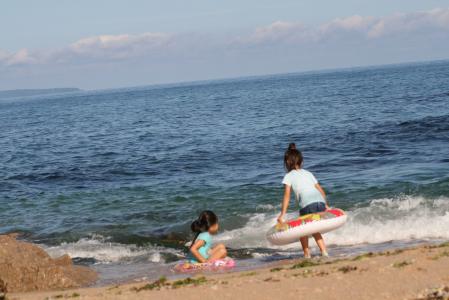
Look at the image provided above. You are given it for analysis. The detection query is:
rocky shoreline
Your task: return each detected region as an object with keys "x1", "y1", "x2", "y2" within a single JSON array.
[
  {"x1": 0, "y1": 234, "x2": 97, "y2": 294},
  {"x1": 6, "y1": 241, "x2": 449, "y2": 300}
]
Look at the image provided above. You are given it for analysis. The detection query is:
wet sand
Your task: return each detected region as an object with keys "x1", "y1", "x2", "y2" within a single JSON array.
[{"x1": 10, "y1": 242, "x2": 449, "y2": 300}]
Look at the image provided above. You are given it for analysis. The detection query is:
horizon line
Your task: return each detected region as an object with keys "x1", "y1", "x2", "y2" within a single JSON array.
[{"x1": 2, "y1": 57, "x2": 448, "y2": 94}]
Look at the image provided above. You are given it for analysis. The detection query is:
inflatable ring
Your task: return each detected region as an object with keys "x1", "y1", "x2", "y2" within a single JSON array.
[
  {"x1": 174, "y1": 257, "x2": 235, "y2": 273},
  {"x1": 266, "y1": 208, "x2": 347, "y2": 245}
]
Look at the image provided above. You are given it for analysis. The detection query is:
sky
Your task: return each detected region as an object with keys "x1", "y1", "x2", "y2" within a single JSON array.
[{"x1": 1, "y1": 0, "x2": 449, "y2": 90}]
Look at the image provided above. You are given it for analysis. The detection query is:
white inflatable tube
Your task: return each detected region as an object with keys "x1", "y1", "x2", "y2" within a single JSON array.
[{"x1": 267, "y1": 209, "x2": 348, "y2": 246}]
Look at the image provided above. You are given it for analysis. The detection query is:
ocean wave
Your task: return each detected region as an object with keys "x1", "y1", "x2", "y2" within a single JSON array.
[
  {"x1": 41, "y1": 196, "x2": 449, "y2": 263},
  {"x1": 43, "y1": 234, "x2": 183, "y2": 264},
  {"x1": 215, "y1": 196, "x2": 449, "y2": 251},
  {"x1": 397, "y1": 114, "x2": 449, "y2": 134},
  {"x1": 325, "y1": 196, "x2": 449, "y2": 245},
  {"x1": 255, "y1": 204, "x2": 278, "y2": 211}
]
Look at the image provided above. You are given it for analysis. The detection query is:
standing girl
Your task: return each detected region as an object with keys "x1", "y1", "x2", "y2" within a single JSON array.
[{"x1": 277, "y1": 143, "x2": 330, "y2": 258}]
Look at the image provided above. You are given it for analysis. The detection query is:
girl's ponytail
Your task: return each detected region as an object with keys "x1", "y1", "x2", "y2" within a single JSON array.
[
  {"x1": 190, "y1": 220, "x2": 202, "y2": 248},
  {"x1": 191, "y1": 219, "x2": 205, "y2": 233},
  {"x1": 284, "y1": 142, "x2": 303, "y2": 172}
]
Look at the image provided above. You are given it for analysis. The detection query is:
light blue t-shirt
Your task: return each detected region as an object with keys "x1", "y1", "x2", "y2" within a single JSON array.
[
  {"x1": 282, "y1": 169, "x2": 325, "y2": 208},
  {"x1": 190, "y1": 232, "x2": 212, "y2": 263}
]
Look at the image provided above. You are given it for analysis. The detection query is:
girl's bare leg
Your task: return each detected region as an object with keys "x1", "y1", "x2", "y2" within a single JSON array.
[
  {"x1": 300, "y1": 237, "x2": 310, "y2": 258},
  {"x1": 207, "y1": 243, "x2": 227, "y2": 261},
  {"x1": 312, "y1": 233, "x2": 327, "y2": 254}
]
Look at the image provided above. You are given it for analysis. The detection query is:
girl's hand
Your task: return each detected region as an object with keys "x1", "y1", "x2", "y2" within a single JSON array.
[{"x1": 277, "y1": 214, "x2": 285, "y2": 224}]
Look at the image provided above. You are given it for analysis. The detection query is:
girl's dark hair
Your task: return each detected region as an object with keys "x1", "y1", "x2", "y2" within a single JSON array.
[
  {"x1": 190, "y1": 210, "x2": 218, "y2": 247},
  {"x1": 284, "y1": 143, "x2": 303, "y2": 172}
]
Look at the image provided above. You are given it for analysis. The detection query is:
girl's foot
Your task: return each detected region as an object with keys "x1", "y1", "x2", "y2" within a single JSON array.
[
  {"x1": 304, "y1": 253, "x2": 311, "y2": 259},
  {"x1": 321, "y1": 251, "x2": 329, "y2": 258}
]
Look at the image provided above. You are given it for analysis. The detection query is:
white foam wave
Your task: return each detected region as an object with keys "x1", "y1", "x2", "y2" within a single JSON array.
[
  {"x1": 44, "y1": 196, "x2": 449, "y2": 263},
  {"x1": 256, "y1": 204, "x2": 278, "y2": 211},
  {"x1": 326, "y1": 196, "x2": 449, "y2": 245},
  {"x1": 44, "y1": 235, "x2": 182, "y2": 264},
  {"x1": 215, "y1": 196, "x2": 449, "y2": 251},
  {"x1": 215, "y1": 213, "x2": 289, "y2": 249}
]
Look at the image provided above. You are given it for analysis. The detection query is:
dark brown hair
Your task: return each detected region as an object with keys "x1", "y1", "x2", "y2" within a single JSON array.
[
  {"x1": 190, "y1": 210, "x2": 218, "y2": 247},
  {"x1": 284, "y1": 143, "x2": 303, "y2": 172}
]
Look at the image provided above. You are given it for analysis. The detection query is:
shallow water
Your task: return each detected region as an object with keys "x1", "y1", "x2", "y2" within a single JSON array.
[{"x1": 1, "y1": 60, "x2": 449, "y2": 282}]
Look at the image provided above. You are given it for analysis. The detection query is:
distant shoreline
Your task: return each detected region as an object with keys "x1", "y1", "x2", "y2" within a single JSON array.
[{"x1": 0, "y1": 88, "x2": 82, "y2": 99}]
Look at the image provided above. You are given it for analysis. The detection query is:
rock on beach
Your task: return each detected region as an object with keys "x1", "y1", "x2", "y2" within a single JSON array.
[{"x1": 0, "y1": 234, "x2": 97, "y2": 293}]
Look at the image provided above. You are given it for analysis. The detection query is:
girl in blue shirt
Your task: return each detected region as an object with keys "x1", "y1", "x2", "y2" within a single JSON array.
[
  {"x1": 277, "y1": 143, "x2": 330, "y2": 258},
  {"x1": 189, "y1": 210, "x2": 227, "y2": 263}
]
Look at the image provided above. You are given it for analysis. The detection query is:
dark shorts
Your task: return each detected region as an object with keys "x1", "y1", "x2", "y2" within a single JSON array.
[{"x1": 300, "y1": 202, "x2": 326, "y2": 216}]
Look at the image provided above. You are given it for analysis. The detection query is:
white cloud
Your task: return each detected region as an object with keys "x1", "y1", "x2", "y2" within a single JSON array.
[
  {"x1": 247, "y1": 21, "x2": 312, "y2": 44},
  {"x1": 244, "y1": 7, "x2": 449, "y2": 44},
  {"x1": 67, "y1": 32, "x2": 172, "y2": 59},
  {"x1": 0, "y1": 32, "x2": 174, "y2": 67},
  {"x1": 0, "y1": 48, "x2": 38, "y2": 66},
  {"x1": 320, "y1": 15, "x2": 375, "y2": 33},
  {"x1": 367, "y1": 8, "x2": 449, "y2": 38},
  {"x1": 1, "y1": 8, "x2": 449, "y2": 70}
]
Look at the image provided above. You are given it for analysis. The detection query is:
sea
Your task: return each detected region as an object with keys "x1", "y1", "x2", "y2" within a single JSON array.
[{"x1": 1, "y1": 60, "x2": 449, "y2": 284}]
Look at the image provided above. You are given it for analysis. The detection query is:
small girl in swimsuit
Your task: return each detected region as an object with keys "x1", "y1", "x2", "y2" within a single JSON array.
[
  {"x1": 189, "y1": 210, "x2": 227, "y2": 263},
  {"x1": 277, "y1": 143, "x2": 330, "y2": 258}
]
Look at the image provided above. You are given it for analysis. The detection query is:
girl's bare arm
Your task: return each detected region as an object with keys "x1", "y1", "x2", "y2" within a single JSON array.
[
  {"x1": 315, "y1": 183, "x2": 329, "y2": 208},
  {"x1": 278, "y1": 184, "x2": 291, "y2": 223},
  {"x1": 190, "y1": 240, "x2": 206, "y2": 263}
]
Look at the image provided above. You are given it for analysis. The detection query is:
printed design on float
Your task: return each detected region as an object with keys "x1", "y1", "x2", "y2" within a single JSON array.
[
  {"x1": 275, "y1": 209, "x2": 346, "y2": 232},
  {"x1": 174, "y1": 258, "x2": 235, "y2": 273}
]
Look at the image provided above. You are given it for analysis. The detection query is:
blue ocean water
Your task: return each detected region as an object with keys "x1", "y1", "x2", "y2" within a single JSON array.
[{"x1": 1, "y1": 60, "x2": 449, "y2": 282}]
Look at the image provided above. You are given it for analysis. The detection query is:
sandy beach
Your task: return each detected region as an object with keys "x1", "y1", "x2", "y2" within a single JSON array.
[{"x1": 8, "y1": 242, "x2": 449, "y2": 300}]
